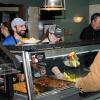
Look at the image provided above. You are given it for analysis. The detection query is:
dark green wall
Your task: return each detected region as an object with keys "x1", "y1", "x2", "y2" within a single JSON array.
[
  {"x1": 29, "y1": 0, "x2": 89, "y2": 42},
  {"x1": 89, "y1": 0, "x2": 100, "y2": 5},
  {"x1": 56, "y1": 0, "x2": 89, "y2": 42},
  {"x1": 29, "y1": 0, "x2": 42, "y2": 6}
]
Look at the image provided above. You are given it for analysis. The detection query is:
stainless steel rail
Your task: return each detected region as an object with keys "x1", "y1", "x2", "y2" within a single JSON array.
[{"x1": 22, "y1": 51, "x2": 34, "y2": 100}]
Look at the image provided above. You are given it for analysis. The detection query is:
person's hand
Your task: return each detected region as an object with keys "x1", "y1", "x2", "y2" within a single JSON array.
[
  {"x1": 51, "y1": 66, "x2": 64, "y2": 79},
  {"x1": 75, "y1": 77, "x2": 84, "y2": 93},
  {"x1": 32, "y1": 63, "x2": 46, "y2": 77},
  {"x1": 16, "y1": 73, "x2": 25, "y2": 82},
  {"x1": 56, "y1": 73, "x2": 64, "y2": 79},
  {"x1": 32, "y1": 55, "x2": 38, "y2": 63},
  {"x1": 16, "y1": 42, "x2": 24, "y2": 46},
  {"x1": 1, "y1": 25, "x2": 9, "y2": 36},
  {"x1": 39, "y1": 66, "x2": 46, "y2": 76}
]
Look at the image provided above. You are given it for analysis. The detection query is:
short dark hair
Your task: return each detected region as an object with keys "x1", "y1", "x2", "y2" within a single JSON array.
[{"x1": 91, "y1": 13, "x2": 100, "y2": 22}]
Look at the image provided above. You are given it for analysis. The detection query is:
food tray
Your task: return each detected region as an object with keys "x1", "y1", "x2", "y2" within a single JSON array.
[
  {"x1": 34, "y1": 76, "x2": 74, "y2": 90},
  {"x1": 13, "y1": 82, "x2": 53, "y2": 96}
]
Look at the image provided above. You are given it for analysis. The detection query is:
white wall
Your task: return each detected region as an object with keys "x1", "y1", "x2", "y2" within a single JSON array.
[{"x1": 89, "y1": 4, "x2": 100, "y2": 22}]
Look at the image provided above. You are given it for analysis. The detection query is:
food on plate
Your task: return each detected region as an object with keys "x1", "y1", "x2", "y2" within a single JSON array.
[
  {"x1": 64, "y1": 52, "x2": 80, "y2": 68},
  {"x1": 22, "y1": 37, "x2": 40, "y2": 44}
]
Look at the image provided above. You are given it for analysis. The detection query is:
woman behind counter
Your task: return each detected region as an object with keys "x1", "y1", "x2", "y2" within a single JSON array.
[
  {"x1": 41, "y1": 25, "x2": 65, "y2": 79},
  {"x1": 42, "y1": 27, "x2": 62, "y2": 44}
]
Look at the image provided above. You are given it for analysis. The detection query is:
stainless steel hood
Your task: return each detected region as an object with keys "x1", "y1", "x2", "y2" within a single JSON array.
[{"x1": 40, "y1": 0, "x2": 66, "y2": 11}]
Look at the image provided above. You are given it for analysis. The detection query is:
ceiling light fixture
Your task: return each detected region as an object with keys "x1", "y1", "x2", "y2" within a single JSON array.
[{"x1": 40, "y1": 0, "x2": 66, "y2": 11}]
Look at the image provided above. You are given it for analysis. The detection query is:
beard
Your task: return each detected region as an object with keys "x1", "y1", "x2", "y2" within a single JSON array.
[{"x1": 17, "y1": 30, "x2": 26, "y2": 37}]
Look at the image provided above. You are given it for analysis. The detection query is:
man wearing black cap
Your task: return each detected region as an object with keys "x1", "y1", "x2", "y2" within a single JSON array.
[
  {"x1": 42, "y1": 24, "x2": 64, "y2": 79},
  {"x1": 42, "y1": 24, "x2": 63, "y2": 44}
]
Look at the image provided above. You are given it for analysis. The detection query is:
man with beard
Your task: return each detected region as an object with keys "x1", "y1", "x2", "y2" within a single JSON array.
[
  {"x1": 0, "y1": 18, "x2": 28, "y2": 81},
  {"x1": 1, "y1": 18, "x2": 27, "y2": 45},
  {"x1": 1, "y1": 18, "x2": 45, "y2": 81}
]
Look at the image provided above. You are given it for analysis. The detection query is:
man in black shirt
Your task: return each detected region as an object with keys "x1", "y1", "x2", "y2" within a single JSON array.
[{"x1": 80, "y1": 13, "x2": 100, "y2": 41}]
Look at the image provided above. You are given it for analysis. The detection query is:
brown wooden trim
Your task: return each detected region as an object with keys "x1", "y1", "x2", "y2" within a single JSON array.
[{"x1": 18, "y1": 5, "x2": 24, "y2": 18}]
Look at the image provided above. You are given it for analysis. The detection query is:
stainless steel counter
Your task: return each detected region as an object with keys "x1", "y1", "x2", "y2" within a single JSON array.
[{"x1": 4, "y1": 42, "x2": 100, "y2": 100}]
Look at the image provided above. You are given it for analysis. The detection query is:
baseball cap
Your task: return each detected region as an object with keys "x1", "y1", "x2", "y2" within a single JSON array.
[
  {"x1": 11, "y1": 18, "x2": 26, "y2": 29},
  {"x1": 49, "y1": 24, "x2": 63, "y2": 38}
]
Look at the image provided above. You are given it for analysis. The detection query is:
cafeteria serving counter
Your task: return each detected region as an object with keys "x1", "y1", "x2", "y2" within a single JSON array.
[{"x1": 1, "y1": 41, "x2": 100, "y2": 100}]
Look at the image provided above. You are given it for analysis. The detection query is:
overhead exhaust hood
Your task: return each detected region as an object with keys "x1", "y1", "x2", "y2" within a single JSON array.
[{"x1": 40, "y1": 0, "x2": 66, "y2": 11}]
